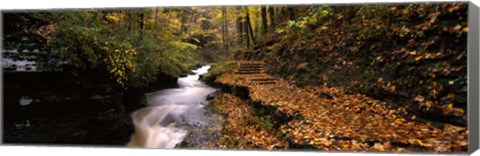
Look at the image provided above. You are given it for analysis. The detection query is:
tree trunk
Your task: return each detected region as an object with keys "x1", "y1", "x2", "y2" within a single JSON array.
[
  {"x1": 279, "y1": 7, "x2": 290, "y2": 22},
  {"x1": 180, "y1": 18, "x2": 185, "y2": 34},
  {"x1": 222, "y1": 7, "x2": 227, "y2": 50},
  {"x1": 179, "y1": 11, "x2": 188, "y2": 35},
  {"x1": 139, "y1": 11, "x2": 144, "y2": 39},
  {"x1": 224, "y1": 8, "x2": 230, "y2": 50},
  {"x1": 261, "y1": 6, "x2": 268, "y2": 35},
  {"x1": 125, "y1": 12, "x2": 132, "y2": 31},
  {"x1": 245, "y1": 7, "x2": 256, "y2": 47},
  {"x1": 154, "y1": 8, "x2": 158, "y2": 23},
  {"x1": 237, "y1": 6, "x2": 244, "y2": 46},
  {"x1": 244, "y1": 16, "x2": 250, "y2": 48},
  {"x1": 102, "y1": 11, "x2": 112, "y2": 25},
  {"x1": 288, "y1": 7, "x2": 296, "y2": 20},
  {"x1": 268, "y1": 6, "x2": 275, "y2": 32}
]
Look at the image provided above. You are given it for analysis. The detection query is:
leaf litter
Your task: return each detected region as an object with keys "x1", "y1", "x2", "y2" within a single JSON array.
[{"x1": 212, "y1": 61, "x2": 467, "y2": 153}]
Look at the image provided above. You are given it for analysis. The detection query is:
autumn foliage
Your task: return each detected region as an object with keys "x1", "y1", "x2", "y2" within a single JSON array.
[
  {"x1": 211, "y1": 60, "x2": 467, "y2": 152},
  {"x1": 208, "y1": 93, "x2": 289, "y2": 149},
  {"x1": 236, "y1": 3, "x2": 468, "y2": 126}
]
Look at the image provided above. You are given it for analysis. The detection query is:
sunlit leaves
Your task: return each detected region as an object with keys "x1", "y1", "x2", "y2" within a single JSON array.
[
  {"x1": 101, "y1": 41, "x2": 138, "y2": 87},
  {"x1": 283, "y1": 6, "x2": 333, "y2": 39},
  {"x1": 48, "y1": 9, "x2": 205, "y2": 89}
]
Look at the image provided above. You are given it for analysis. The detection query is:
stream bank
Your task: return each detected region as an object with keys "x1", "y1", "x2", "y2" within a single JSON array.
[{"x1": 2, "y1": 69, "x2": 180, "y2": 146}]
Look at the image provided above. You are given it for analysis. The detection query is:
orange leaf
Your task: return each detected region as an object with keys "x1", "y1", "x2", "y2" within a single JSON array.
[{"x1": 414, "y1": 56, "x2": 422, "y2": 61}]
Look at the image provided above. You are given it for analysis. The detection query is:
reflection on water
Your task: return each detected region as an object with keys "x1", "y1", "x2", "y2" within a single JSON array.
[{"x1": 128, "y1": 65, "x2": 218, "y2": 148}]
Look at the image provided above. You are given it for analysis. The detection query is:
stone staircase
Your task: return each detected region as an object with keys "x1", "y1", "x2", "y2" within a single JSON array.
[
  {"x1": 235, "y1": 62, "x2": 264, "y2": 74},
  {"x1": 235, "y1": 61, "x2": 277, "y2": 85}
]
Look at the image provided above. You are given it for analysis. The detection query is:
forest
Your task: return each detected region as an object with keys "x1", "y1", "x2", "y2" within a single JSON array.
[{"x1": 2, "y1": 2, "x2": 469, "y2": 153}]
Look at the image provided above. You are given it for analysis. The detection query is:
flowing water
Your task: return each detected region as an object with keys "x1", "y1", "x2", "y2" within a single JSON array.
[{"x1": 128, "y1": 65, "x2": 218, "y2": 148}]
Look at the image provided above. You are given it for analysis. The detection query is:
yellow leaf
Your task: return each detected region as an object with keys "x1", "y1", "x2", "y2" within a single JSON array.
[
  {"x1": 106, "y1": 14, "x2": 120, "y2": 22},
  {"x1": 416, "y1": 139, "x2": 432, "y2": 147},
  {"x1": 377, "y1": 77, "x2": 384, "y2": 83},
  {"x1": 414, "y1": 56, "x2": 422, "y2": 61},
  {"x1": 391, "y1": 85, "x2": 396, "y2": 91},
  {"x1": 193, "y1": 38, "x2": 201, "y2": 43}
]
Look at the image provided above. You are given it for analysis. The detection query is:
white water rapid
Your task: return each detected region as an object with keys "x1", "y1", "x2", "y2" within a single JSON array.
[{"x1": 128, "y1": 65, "x2": 218, "y2": 148}]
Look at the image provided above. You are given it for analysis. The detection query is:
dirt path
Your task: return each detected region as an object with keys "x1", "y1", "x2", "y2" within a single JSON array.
[{"x1": 213, "y1": 60, "x2": 468, "y2": 153}]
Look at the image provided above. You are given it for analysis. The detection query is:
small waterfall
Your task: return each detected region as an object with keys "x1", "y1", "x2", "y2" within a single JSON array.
[{"x1": 128, "y1": 65, "x2": 217, "y2": 148}]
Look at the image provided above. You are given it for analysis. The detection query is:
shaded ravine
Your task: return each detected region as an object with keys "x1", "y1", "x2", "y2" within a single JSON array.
[{"x1": 127, "y1": 65, "x2": 221, "y2": 148}]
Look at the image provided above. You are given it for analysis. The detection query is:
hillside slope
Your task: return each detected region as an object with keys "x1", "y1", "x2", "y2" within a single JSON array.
[{"x1": 235, "y1": 3, "x2": 468, "y2": 126}]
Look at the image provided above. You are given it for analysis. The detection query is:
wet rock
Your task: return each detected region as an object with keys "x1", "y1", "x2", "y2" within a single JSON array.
[
  {"x1": 122, "y1": 87, "x2": 147, "y2": 114},
  {"x1": 19, "y1": 96, "x2": 33, "y2": 106},
  {"x1": 180, "y1": 113, "x2": 225, "y2": 149},
  {"x1": 206, "y1": 90, "x2": 222, "y2": 101},
  {"x1": 89, "y1": 95, "x2": 110, "y2": 100},
  {"x1": 194, "y1": 64, "x2": 203, "y2": 68}
]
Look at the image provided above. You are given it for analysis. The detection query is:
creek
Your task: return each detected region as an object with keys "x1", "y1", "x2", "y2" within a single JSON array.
[{"x1": 128, "y1": 65, "x2": 220, "y2": 148}]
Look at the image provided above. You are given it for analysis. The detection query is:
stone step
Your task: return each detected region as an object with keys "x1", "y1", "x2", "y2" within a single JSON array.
[
  {"x1": 239, "y1": 68, "x2": 263, "y2": 71},
  {"x1": 238, "y1": 66, "x2": 264, "y2": 69},
  {"x1": 240, "y1": 62, "x2": 264, "y2": 65},
  {"x1": 239, "y1": 62, "x2": 264, "y2": 65},
  {"x1": 236, "y1": 71, "x2": 263, "y2": 74},
  {"x1": 249, "y1": 81, "x2": 276, "y2": 85},
  {"x1": 239, "y1": 65, "x2": 264, "y2": 68},
  {"x1": 245, "y1": 66, "x2": 263, "y2": 67},
  {"x1": 250, "y1": 78, "x2": 277, "y2": 82},
  {"x1": 237, "y1": 69, "x2": 264, "y2": 72},
  {"x1": 237, "y1": 70, "x2": 263, "y2": 73}
]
